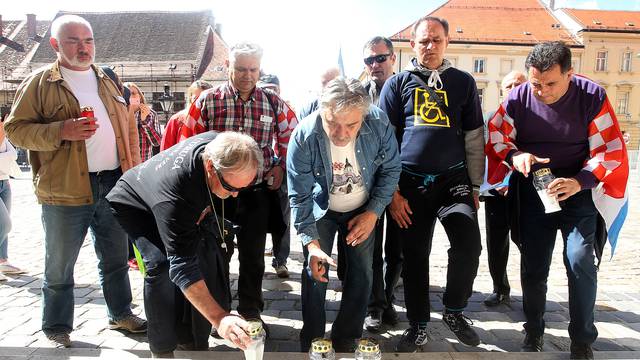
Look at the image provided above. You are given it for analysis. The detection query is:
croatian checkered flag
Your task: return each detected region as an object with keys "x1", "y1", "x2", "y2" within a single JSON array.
[
  {"x1": 178, "y1": 95, "x2": 207, "y2": 142},
  {"x1": 486, "y1": 95, "x2": 629, "y2": 256}
]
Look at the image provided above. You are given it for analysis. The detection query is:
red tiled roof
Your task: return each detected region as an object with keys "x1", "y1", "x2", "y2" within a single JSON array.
[
  {"x1": 564, "y1": 8, "x2": 640, "y2": 32},
  {"x1": 391, "y1": 0, "x2": 579, "y2": 45}
]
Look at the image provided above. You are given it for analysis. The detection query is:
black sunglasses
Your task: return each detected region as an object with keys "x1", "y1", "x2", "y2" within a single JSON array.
[
  {"x1": 214, "y1": 166, "x2": 245, "y2": 193},
  {"x1": 364, "y1": 53, "x2": 392, "y2": 66}
]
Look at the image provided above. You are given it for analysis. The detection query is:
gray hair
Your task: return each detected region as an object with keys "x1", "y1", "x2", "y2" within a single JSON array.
[
  {"x1": 229, "y1": 42, "x2": 263, "y2": 65},
  {"x1": 363, "y1": 36, "x2": 394, "y2": 54},
  {"x1": 319, "y1": 77, "x2": 371, "y2": 115},
  {"x1": 50, "y1": 15, "x2": 93, "y2": 41},
  {"x1": 202, "y1": 132, "x2": 262, "y2": 175}
]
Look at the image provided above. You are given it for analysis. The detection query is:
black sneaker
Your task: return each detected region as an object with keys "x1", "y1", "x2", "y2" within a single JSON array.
[
  {"x1": 483, "y1": 292, "x2": 510, "y2": 307},
  {"x1": 364, "y1": 310, "x2": 382, "y2": 332},
  {"x1": 521, "y1": 333, "x2": 544, "y2": 352},
  {"x1": 442, "y1": 312, "x2": 480, "y2": 346},
  {"x1": 394, "y1": 325, "x2": 428, "y2": 352},
  {"x1": 382, "y1": 306, "x2": 399, "y2": 326},
  {"x1": 570, "y1": 342, "x2": 594, "y2": 359}
]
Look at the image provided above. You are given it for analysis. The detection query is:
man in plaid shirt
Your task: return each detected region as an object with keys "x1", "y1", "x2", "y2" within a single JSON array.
[{"x1": 185, "y1": 42, "x2": 298, "y2": 326}]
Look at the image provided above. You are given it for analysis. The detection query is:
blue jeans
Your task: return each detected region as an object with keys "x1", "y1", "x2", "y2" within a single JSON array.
[
  {"x1": 0, "y1": 180, "x2": 12, "y2": 259},
  {"x1": 41, "y1": 169, "x2": 133, "y2": 335},
  {"x1": 517, "y1": 174, "x2": 599, "y2": 344},
  {"x1": 300, "y1": 208, "x2": 374, "y2": 351}
]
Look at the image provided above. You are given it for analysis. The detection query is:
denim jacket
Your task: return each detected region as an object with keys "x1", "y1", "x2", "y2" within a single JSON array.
[{"x1": 287, "y1": 105, "x2": 401, "y2": 246}]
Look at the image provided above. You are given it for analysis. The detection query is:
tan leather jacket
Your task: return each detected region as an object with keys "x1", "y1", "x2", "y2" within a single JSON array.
[{"x1": 4, "y1": 61, "x2": 141, "y2": 205}]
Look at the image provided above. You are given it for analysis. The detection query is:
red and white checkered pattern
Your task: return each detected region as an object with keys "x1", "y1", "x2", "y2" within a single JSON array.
[{"x1": 485, "y1": 105, "x2": 517, "y2": 186}]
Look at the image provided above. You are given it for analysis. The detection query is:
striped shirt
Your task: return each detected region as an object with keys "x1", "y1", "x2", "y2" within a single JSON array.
[{"x1": 136, "y1": 108, "x2": 162, "y2": 162}]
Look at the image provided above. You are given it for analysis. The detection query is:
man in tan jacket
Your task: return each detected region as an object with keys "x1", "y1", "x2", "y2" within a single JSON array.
[{"x1": 5, "y1": 14, "x2": 145, "y2": 348}]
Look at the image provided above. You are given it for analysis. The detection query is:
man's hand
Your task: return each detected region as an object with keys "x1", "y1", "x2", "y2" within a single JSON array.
[
  {"x1": 61, "y1": 117, "x2": 99, "y2": 141},
  {"x1": 217, "y1": 314, "x2": 252, "y2": 351},
  {"x1": 306, "y1": 241, "x2": 336, "y2": 283},
  {"x1": 511, "y1": 151, "x2": 550, "y2": 178},
  {"x1": 389, "y1": 190, "x2": 413, "y2": 229},
  {"x1": 264, "y1": 165, "x2": 284, "y2": 190},
  {"x1": 346, "y1": 211, "x2": 377, "y2": 246},
  {"x1": 547, "y1": 177, "x2": 581, "y2": 201}
]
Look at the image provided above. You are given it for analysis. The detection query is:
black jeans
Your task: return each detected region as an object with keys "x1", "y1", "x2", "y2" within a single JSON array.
[
  {"x1": 399, "y1": 168, "x2": 481, "y2": 324},
  {"x1": 484, "y1": 194, "x2": 511, "y2": 295},
  {"x1": 515, "y1": 174, "x2": 599, "y2": 344},
  {"x1": 233, "y1": 186, "x2": 270, "y2": 318},
  {"x1": 109, "y1": 205, "x2": 231, "y2": 353},
  {"x1": 368, "y1": 209, "x2": 403, "y2": 313}
]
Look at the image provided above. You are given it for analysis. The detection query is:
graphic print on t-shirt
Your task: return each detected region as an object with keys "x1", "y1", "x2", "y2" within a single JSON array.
[
  {"x1": 330, "y1": 157, "x2": 364, "y2": 195},
  {"x1": 414, "y1": 88, "x2": 450, "y2": 127}
]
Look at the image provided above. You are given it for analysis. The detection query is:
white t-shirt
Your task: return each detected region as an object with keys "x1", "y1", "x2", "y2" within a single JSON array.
[
  {"x1": 327, "y1": 140, "x2": 368, "y2": 213},
  {"x1": 60, "y1": 67, "x2": 119, "y2": 172}
]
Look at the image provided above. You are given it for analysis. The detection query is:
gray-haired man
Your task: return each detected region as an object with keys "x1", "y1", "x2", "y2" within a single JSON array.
[
  {"x1": 287, "y1": 78, "x2": 401, "y2": 352},
  {"x1": 107, "y1": 131, "x2": 261, "y2": 357}
]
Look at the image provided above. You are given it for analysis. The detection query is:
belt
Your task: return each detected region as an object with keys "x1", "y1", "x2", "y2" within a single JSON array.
[
  {"x1": 89, "y1": 168, "x2": 120, "y2": 177},
  {"x1": 402, "y1": 161, "x2": 466, "y2": 188}
]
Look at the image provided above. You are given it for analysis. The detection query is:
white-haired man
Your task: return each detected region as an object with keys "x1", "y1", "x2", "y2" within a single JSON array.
[
  {"x1": 5, "y1": 14, "x2": 144, "y2": 348},
  {"x1": 184, "y1": 42, "x2": 298, "y2": 328}
]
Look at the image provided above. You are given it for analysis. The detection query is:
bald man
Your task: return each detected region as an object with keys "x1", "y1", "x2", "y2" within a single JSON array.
[{"x1": 481, "y1": 70, "x2": 526, "y2": 307}]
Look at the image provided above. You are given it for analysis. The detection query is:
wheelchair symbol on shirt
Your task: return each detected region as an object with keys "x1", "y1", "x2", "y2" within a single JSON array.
[{"x1": 414, "y1": 88, "x2": 450, "y2": 127}]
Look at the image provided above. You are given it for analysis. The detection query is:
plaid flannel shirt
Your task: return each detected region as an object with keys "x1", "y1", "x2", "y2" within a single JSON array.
[
  {"x1": 136, "y1": 108, "x2": 162, "y2": 162},
  {"x1": 190, "y1": 82, "x2": 298, "y2": 181}
]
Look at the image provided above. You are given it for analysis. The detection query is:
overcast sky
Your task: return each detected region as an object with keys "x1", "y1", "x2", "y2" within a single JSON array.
[{"x1": 3, "y1": 0, "x2": 639, "y2": 106}]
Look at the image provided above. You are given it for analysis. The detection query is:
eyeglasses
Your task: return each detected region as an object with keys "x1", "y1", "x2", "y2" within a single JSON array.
[
  {"x1": 364, "y1": 53, "x2": 392, "y2": 66},
  {"x1": 214, "y1": 166, "x2": 245, "y2": 193}
]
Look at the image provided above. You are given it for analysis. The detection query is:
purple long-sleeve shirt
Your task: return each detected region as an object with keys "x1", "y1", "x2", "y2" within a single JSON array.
[{"x1": 503, "y1": 75, "x2": 604, "y2": 189}]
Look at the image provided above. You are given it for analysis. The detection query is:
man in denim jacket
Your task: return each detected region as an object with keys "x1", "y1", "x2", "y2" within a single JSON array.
[{"x1": 287, "y1": 78, "x2": 401, "y2": 352}]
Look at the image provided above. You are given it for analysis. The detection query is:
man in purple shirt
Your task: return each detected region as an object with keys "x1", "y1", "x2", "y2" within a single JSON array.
[{"x1": 486, "y1": 41, "x2": 628, "y2": 360}]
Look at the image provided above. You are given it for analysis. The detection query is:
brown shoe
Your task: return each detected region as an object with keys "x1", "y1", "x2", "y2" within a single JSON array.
[{"x1": 108, "y1": 314, "x2": 147, "y2": 333}]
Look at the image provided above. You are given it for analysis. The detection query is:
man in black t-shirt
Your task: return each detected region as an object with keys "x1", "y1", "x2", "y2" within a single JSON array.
[{"x1": 107, "y1": 131, "x2": 261, "y2": 358}]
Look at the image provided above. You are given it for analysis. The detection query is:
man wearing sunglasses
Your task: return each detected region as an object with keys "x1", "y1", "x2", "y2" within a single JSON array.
[
  {"x1": 107, "y1": 131, "x2": 262, "y2": 357},
  {"x1": 288, "y1": 78, "x2": 401, "y2": 353},
  {"x1": 360, "y1": 36, "x2": 403, "y2": 334},
  {"x1": 379, "y1": 16, "x2": 485, "y2": 352}
]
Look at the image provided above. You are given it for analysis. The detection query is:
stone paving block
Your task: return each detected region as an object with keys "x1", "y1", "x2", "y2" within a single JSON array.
[
  {"x1": 326, "y1": 300, "x2": 340, "y2": 311},
  {"x1": 467, "y1": 312, "x2": 512, "y2": 323},
  {"x1": 280, "y1": 311, "x2": 302, "y2": 321},
  {"x1": 265, "y1": 324, "x2": 297, "y2": 340},
  {"x1": 490, "y1": 328, "x2": 525, "y2": 342},
  {"x1": 263, "y1": 291, "x2": 285, "y2": 300},
  {"x1": 612, "y1": 311, "x2": 640, "y2": 323},
  {"x1": 593, "y1": 338, "x2": 629, "y2": 351},
  {"x1": 100, "y1": 335, "x2": 142, "y2": 349},
  {"x1": 544, "y1": 301, "x2": 566, "y2": 312},
  {"x1": 269, "y1": 300, "x2": 295, "y2": 311},
  {"x1": 595, "y1": 311, "x2": 624, "y2": 323},
  {"x1": 543, "y1": 312, "x2": 568, "y2": 322},
  {"x1": 0, "y1": 335, "x2": 37, "y2": 347}
]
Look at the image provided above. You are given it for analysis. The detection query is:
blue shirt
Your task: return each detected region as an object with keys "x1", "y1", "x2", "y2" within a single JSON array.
[{"x1": 287, "y1": 105, "x2": 401, "y2": 246}]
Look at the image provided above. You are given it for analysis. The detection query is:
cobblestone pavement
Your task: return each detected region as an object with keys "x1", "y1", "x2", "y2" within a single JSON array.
[{"x1": 0, "y1": 170, "x2": 639, "y2": 358}]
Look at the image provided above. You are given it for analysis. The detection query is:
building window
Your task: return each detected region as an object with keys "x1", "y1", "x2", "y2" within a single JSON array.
[
  {"x1": 571, "y1": 59, "x2": 580, "y2": 72},
  {"x1": 500, "y1": 59, "x2": 513, "y2": 75},
  {"x1": 616, "y1": 91, "x2": 629, "y2": 114},
  {"x1": 621, "y1": 51, "x2": 632, "y2": 72},
  {"x1": 473, "y1": 58, "x2": 486, "y2": 74},
  {"x1": 477, "y1": 87, "x2": 485, "y2": 111},
  {"x1": 596, "y1": 51, "x2": 607, "y2": 72},
  {"x1": 448, "y1": 57, "x2": 458, "y2": 67}
]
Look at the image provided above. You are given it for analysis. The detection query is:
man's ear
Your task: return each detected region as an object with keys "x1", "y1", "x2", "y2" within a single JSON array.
[{"x1": 50, "y1": 37, "x2": 60, "y2": 53}]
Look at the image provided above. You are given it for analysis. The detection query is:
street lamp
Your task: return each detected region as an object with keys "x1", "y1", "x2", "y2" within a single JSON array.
[{"x1": 157, "y1": 83, "x2": 174, "y2": 127}]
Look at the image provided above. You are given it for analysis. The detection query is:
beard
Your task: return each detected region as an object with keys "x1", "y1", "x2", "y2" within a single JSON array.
[{"x1": 59, "y1": 44, "x2": 95, "y2": 68}]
